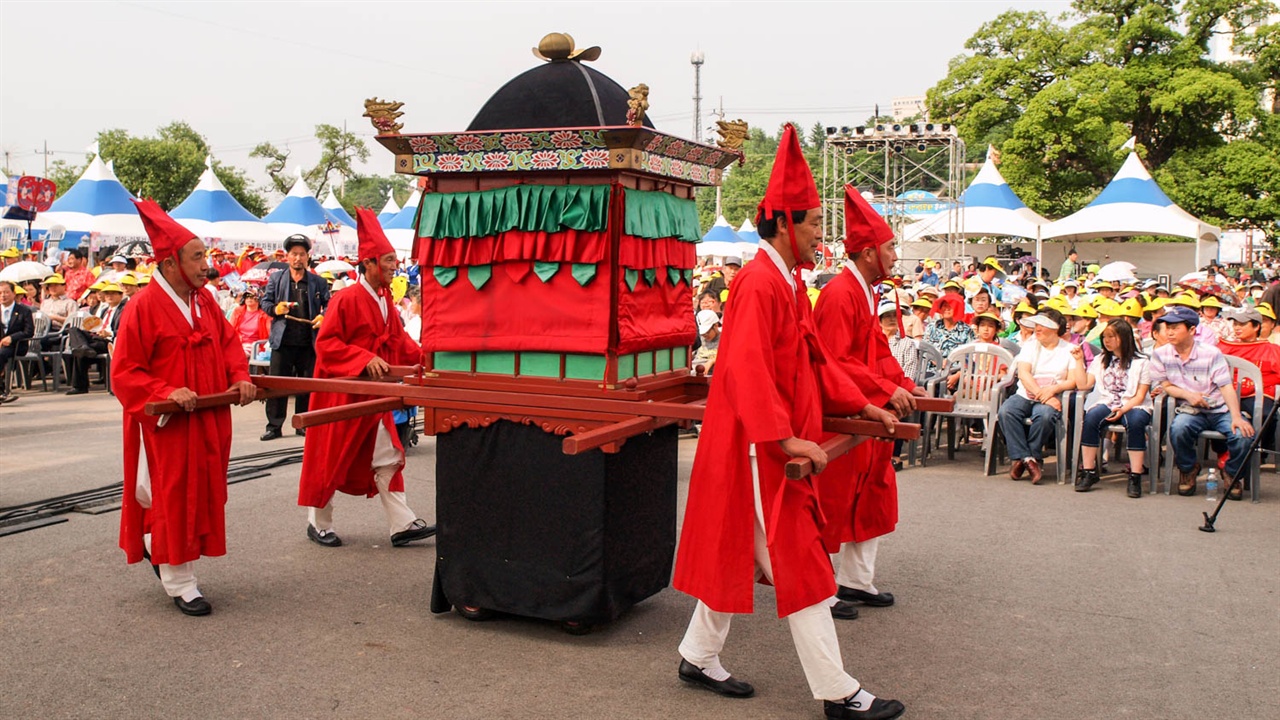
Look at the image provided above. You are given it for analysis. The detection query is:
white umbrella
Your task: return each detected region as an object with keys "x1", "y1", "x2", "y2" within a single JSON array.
[
  {"x1": 1096, "y1": 261, "x2": 1138, "y2": 283},
  {"x1": 0, "y1": 261, "x2": 54, "y2": 283},
  {"x1": 314, "y1": 259, "x2": 355, "y2": 274},
  {"x1": 1178, "y1": 271, "x2": 1230, "y2": 285}
]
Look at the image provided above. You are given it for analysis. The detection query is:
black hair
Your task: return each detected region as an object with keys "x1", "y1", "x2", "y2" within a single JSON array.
[
  {"x1": 756, "y1": 209, "x2": 809, "y2": 240},
  {"x1": 1099, "y1": 318, "x2": 1140, "y2": 371},
  {"x1": 69, "y1": 248, "x2": 87, "y2": 260},
  {"x1": 204, "y1": 268, "x2": 220, "y2": 281},
  {"x1": 1039, "y1": 307, "x2": 1067, "y2": 336},
  {"x1": 696, "y1": 290, "x2": 719, "y2": 305}
]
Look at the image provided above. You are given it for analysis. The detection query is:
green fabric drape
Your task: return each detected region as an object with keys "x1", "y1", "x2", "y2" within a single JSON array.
[
  {"x1": 625, "y1": 269, "x2": 639, "y2": 291},
  {"x1": 467, "y1": 265, "x2": 492, "y2": 290},
  {"x1": 534, "y1": 261, "x2": 559, "y2": 283},
  {"x1": 417, "y1": 185, "x2": 612, "y2": 239},
  {"x1": 434, "y1": 267, "x2": 458, "y2": 287},
  {"x1": 623, "y1": 189, "x2": 701, "y2": 242},
  {"x1": 667, "y1": 267, "x2": 682, "y2": 286},
  {"x1": 571, "y1": 263, "x2": 597, "y2": 286}
]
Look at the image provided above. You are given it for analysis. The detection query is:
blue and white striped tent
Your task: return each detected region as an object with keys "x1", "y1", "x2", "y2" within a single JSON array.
[
  {"x1": 697, "y1": 215, "x2": 752, "y2": 258},
  {"x1": 262, "y1": 172, "x2": 355, "y2": 255},
  {"x1": 1042, "y1": 150, "x2": 1220, "y2": 242},
  {"x1": 382, "y1": 188, "x2": 420, "y2": 259},
  {"x1": 33, "y1": 155, "x2": 147, "y2": 247},
  {"x1": 902, "y1": 150, "x2": 1047, "y2": 242},
  {"x1": 170, "y1": 157, "x2": 284, "y2": 250},
  {"x1": 321, "y1": 188, "x2": 357, "y2": 227},
  {"x1": 377, "y1": 190, "x2": 401, "y2": 224},
  {"x1": 737, "y1": 218, "x2": 761, "y2": 244}
]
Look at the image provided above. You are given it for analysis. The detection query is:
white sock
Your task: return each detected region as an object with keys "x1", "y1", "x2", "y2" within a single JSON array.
[
  {"x1": 842, "y1": 688, "x2": 877, "y2": 709},
  {"x1": 699, "y1": 662, "x2": 731, "y2": 682},
  {"x1": 180, "y1": 588, "x2": 203, "y2": 603}
]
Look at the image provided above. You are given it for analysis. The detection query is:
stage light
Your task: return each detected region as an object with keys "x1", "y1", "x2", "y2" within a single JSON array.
[
  {"x1": 909, "y1": 124, "x2": 920, "y2": 135},
  {"x1": 892, "y1": 124, "x2": 903, "y2": 134},
  {"x1": 855, "y1": 126, "x2": 866, "y2": 136},
  {"x1": 917, "y1": 142, "x2": 927, "y2": 152},
  {"x1": 892, "y1": 142, "x2": 904, "y2": 152},
  {"x1": 826, "y1": 126, "x2": 837, "y2": 136},
  {"x1": 875, "y1": 124, "x2": 885, "y2": 133},
  {"x1": 941, "y1": 123, "x2": 952, "y2": 133},
  {"x1": 866, "y1": 145, "x2": 876, "y2": 153},
  {"x1": 925, "y1": 123, "x2": 936, "y2": 133},
  {"x1": 840, "y1": 126, "x2": 851, "y2": 135},
  {"x1": 844, "y1": 147, "x2": 855, "y2": 155}
]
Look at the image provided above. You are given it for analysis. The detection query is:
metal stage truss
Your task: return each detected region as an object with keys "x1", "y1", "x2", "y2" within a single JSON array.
[{"x1": 820, "y1": 123, "x2": 967, "y2": 269}]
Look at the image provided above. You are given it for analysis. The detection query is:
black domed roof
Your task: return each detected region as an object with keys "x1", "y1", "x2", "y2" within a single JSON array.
[{"x1": 468, "y1": 61, "x2": 656, "y2": 131}]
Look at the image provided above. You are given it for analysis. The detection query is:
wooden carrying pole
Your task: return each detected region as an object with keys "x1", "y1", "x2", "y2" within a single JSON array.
[
  {"x1": 785, "y1": 434, "x2": 865, "y2": 480},
  {"x1": 291, "y1": 397, "x2": 405, "y2": 429}
]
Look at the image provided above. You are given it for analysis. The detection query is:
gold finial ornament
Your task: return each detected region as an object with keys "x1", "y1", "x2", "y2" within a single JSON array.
[
  {"x1": 626, "y1": 84, "x2": 650, "y2": 126},
  {"x1": 532, "y1": 32, "x2": 602, "y2": 63},
  {"x1": 363, "y1": 98, "x2": 405, "y2": 135},
  {"x1": 715, "y1": 119, "x2": 749, "y2": 151}
]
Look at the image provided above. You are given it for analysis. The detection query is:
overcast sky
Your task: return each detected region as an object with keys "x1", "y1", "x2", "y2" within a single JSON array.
[{"x1": 0, "y1": 0, "x2": 1074, "y2": 196}]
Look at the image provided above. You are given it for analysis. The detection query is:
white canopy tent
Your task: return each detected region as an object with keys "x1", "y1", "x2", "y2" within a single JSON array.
[
  {"x1": 697, "y1": 215, "x2": 755, "y2": 259},
  {"x1": 382, "y1": 188, "x2": 421, "y2": 260},
  {"x1": 33, "y1": 155, "x2": 147, "y2": 249},
  {"x1": 261, "y1": 170, "x2": 357, "y2": 257},
  {"x1": 901, "y1": 152, "x2": 1047, "y2": 243},
  {"x1": 1042, "y1": 150, "x2": 1220, "y2": 267},
  {"x1": 169, "y1": 157, "x2": 286, "y2": 251}
]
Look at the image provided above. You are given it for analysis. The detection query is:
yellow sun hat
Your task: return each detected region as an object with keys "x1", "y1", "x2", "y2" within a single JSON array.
[
  {"x1": 1118, "y1": 298, "x2": 1143, "y2": 318},
  {"x1": 1074, "y1": 303, "x2": 1099, "y2": 319},
  {"x1": 41, "y1": 273, "x2": 66, "y2": 285},
  {"x1": 1143, "y1": 297, "x2": 1169, "y2": 313},
  {"x1": 1199, "y1": 296, "x2": 1223, "y2": 309}
]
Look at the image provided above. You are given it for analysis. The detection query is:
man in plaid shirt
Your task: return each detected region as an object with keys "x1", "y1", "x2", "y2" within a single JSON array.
[{"x1": 1147, "y1": 307, "x2": 1254, "y2": 496}]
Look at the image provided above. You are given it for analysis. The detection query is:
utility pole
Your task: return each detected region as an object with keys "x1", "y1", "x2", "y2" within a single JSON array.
[
  {"x1": 34, "y1": 141, "x2": 52, "y2": 177},
  {"x1": 690, "y1": 51, "x2": 705, "y2": 143},
  {"x1": 711, "y1": 97, "x2": 725, "y2": 218}
]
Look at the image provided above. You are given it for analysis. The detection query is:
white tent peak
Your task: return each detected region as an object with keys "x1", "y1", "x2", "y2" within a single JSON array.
[
  {"x1": 321, "y1": 188, "x2": 343, "y2": 209},
  {"x1": 194, "y1": 163, "x2": 230, "y2": 193},
  {"x1": 711, "y1": 215, "x2": 732, "y2": 228},
  {"x1": 379, "y1": 190, "x2": 401, "y2": 216},
  {"x1": 285, "y1": 174, "x2": 315, "y2": 199},
  {"x1": 205, "y1": 155, "x2": 214, "y2": 169},
  {"x1": 1113, "y1": 151, "x2": 1151, "y2": 182},
  {"x1": 79, "y1": 154, "x2": 123, "y2": 184},
  {"x1": 970, "y1": 154, "x2": 1006, "y2": 187},
  {"x1": 1121, "y1": 136, "x2": 1137, "y2": 150},
  {"x1": 738, "y1": 218, "x2": 756, "y2": 233}
]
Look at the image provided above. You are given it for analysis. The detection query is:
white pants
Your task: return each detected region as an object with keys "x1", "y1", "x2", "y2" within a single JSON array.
[
  {"x1": 137, "y1": 450, "x2": 201, "y2": 601},
  {"x1": 308, "y1": 422, "x2": 418, "y2": 536},
  {"x1": 678, "y1": 451, "x2": 861, "y2": 702},
  {"x1": 835, "y1": 538, "x2": 880, "y2": 594}
]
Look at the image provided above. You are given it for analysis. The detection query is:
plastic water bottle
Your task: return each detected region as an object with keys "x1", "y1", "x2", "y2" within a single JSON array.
[{"x1": 1205, "y1": 469, "x2": 1220, "y2": 503}]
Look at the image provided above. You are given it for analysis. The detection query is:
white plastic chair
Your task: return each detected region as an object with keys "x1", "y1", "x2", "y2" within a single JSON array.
[{"x1": 923, "y1": 342, "x2": 1017, "y2": 475}]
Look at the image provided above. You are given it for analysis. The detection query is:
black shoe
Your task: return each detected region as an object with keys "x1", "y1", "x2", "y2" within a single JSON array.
[
  {"x1": 0, "y1": 394, "x2": 15, "y2": 404},
  {"x1": 677, "y1": 658, "x2": 754, "y2": 698},
  {"x1": 141, "y1": 549, "x2": 161, "y2": 579},
  {"x1": 824, "y1": 695, "x2": 905, "y2": 720},
  {"x1": 830, "y1": 600, "x2": 860, "y2": 620},
  {"x1": 307, "y1": 524, "x2": 342, "y2": 547},
  {"x1": 64, "y1": 388, "x2": 88, "y2": 396},
  {"x1": 390, "y1": 519, "x2": 436, "y2": 547},
  {"x1": 295, "y1": 428, "x2": 306, "y2": 437},
  {"x1": 837, "y1": 586, "x2": 895, "y2": 607},
  {"x1": 260, "y1": 427, "x2": 282, "y2": 441},
  {"x1": 1075, "y1": 468, "x2": 1100, "y2": 493},
  {"x1": 1127, "y1": 472, "x2": 1143, "y2": 498},
  {"x1": 173, "y1": 595, "x2": 212, "y2": 616}
]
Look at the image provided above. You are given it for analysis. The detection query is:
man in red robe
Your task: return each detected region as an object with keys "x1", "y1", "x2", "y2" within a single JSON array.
[
  {"x1": 813, "y1": 186, "x2": 928, "y2": 619},
  {"x1": 672, "y1": 126, "x2": 905, "y2": 720},
  {"x1": 113, "y1": 199, "x2": 257, "y2": 617},
  {"x1": 297, "y1": 207, "x2": 434, "y2": 548}
]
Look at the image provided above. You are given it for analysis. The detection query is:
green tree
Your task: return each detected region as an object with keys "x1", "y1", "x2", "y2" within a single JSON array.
[
  {"x1": 336, "y1": 175, "x2": 414, "y2": 215},
  {"x1": 97, "y1": 122, "x2": 267, "y2": 215},
  {"x1": 926, "y1": 0, "x2": 1280, "y2": 232},
  {"x1": 252, "y1": 124, "x2": 370, "y2": 199},
  {"x1": 696, "y1": 126, "x2": 778, "y2": 231},
  {"x1": 47, "y1": 159, "x2": 87, "y2": 201}
]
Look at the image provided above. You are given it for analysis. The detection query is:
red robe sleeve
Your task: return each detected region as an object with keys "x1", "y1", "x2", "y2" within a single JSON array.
[
  {"x1": 314, "y1": 290, "x2": 378, "y2": 377},
  {"x1": 111, "y1": 301, "x2": 178, "y2": 428},
  {"x1": 715, "y1": 271, "x2": 799, "y2": 444}
]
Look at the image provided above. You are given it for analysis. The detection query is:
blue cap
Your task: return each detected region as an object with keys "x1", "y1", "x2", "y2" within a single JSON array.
[{"x1": 1161, "y1": 305, "x2": 1200, "y2": 327}]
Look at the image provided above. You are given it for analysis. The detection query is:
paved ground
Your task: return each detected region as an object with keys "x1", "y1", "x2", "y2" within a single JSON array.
[{"x1": 1, "y1": 388, "x2": 1277, "y2": 720}]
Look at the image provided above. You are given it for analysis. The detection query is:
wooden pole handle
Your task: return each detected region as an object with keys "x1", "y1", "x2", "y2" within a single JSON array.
[{"x1": 785, "y1": 434, "x2": 864, "y2": 480}]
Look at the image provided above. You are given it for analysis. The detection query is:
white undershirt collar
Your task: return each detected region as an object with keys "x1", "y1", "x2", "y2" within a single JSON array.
[
  {"x1": 757, "y1": 240, "x2": 796, "y2": 292},
  {"x1": 359, "y1": 275, "x2": 388, "y2": 321},
  {"x1": 152, "y1": 270, "x2": 197, "y2": 327}
]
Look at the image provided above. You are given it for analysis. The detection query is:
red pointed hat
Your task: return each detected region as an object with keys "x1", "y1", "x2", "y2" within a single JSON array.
[
  {"x1": 355, "y1": 206, "x2": 395, "y2": 262},
  {"x1": 755, "y1": 124, "x2": 820, "y2": 224},
  {"x1": 843, "y1": 184, "x2": 894, "y2": 253},
  {"x1": 132, "y1": 198, "x2": 196, "y2": 263}
]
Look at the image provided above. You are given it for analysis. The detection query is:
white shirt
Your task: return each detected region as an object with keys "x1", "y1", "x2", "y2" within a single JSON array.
[
  {"x1": 1, "y1": 302, "x2": 12, "y2": 329},
  {"x1": 757, "y1": 241, "x2": 796, "y2": 292},
  {"x1": 152, "y1": 270, "x2": 196, "y2": 327},
  {"x1": 359, "y1": 276, "x2": 388, "y2": 321},
  {"x1": 1014, "y1": 338, "x2": 1076, "y2": 401},
  {"x1": 844, "y1": 261, "x2": 876, "y2": 314}
]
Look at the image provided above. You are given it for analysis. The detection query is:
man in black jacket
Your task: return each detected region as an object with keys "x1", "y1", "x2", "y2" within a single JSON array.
[
  {"x1": 66, "y1": 282, "x2": 128, "y2": 395},
  {"x1": 0, "y1": 280, "x2": 36, "y2": 403},
  {"x1": 260, "y1": 235, "x2": 330, "y2": 440}
]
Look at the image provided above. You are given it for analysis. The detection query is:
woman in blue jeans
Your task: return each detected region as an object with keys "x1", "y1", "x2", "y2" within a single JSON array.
[{"x1": 1070, "y1": 320, "x2": 1152, "y2": 498}]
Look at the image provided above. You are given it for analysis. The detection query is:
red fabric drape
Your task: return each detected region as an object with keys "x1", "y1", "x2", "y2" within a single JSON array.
[
  {"x1": 418, "y1": 229, "x2": 609, "y2": 268},
  {"x1": 617, "y1": 235, "x2": 697, "y2": 270},
  {"x1": 617, "y1": 272, "x2": 697, "y2": 354},
  {"x1": 420, "y1": 263, "x2": 613, "y2": 354}
]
